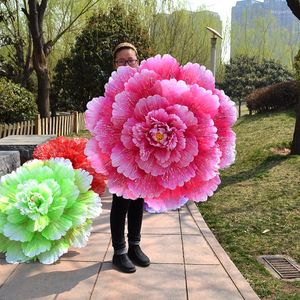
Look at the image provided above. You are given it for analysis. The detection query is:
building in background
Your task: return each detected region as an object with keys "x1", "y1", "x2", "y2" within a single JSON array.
[
  {"x1": 231, "y1": 0, "x2": 300, "y2": 68},
  {"x1": 151, "y1": 9, "x2": 222, "y2": 68}
]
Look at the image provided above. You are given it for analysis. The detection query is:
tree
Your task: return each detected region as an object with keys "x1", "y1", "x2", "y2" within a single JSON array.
[
  {"x1": 18, "y1": 0, "x2": 103, "y2": 117},
  {"x1": 287, "y1": 0, "x2": 300, "y2": 155},
  {"x1": 0, "y1": 1, "x2": 33, "y2": 89},
  {"x1": 231, "y1": 7, "x2": 300, "y2": 69},
  {"x1": 51, "y1": 4, "x2": 153, "y2": 112},
  {"x1": 220, "y1": 56, "x2": 293, "y2": 117},
  {"x1": 151, "y1": 8, "x2": 222, "y2": 67}
]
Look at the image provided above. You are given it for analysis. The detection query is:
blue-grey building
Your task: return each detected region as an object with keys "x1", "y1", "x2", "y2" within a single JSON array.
[{"x1": 231, "y1": 0, "x2": 300, "y2": 64}]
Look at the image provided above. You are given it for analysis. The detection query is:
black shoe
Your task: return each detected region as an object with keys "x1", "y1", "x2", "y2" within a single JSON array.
[
  {"x1": 112, "y1": 253, "x2": 136, "y2": 273},
  {"x1": 128, "y1": 245, "x2": 150, "y2": 267}
]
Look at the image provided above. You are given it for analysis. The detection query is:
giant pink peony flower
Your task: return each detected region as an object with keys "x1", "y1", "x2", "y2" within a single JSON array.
[{"x1": 85, "y1": 54, "x2": 236, "y2": 212}]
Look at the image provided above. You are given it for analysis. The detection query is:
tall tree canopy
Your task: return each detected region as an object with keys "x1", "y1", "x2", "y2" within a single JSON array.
[{"x1": 51, "y1": 4, "x2": 153, "y2": 112}]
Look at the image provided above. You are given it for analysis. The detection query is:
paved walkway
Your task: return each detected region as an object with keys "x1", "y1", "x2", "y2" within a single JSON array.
[{"x1": 0, "y1": 192, "x2": 260, "y2": 300}]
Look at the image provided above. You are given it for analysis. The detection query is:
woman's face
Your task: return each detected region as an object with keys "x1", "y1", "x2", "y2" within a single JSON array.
[{"x1": 114, "y1": 48, "x2": 139, "y2": 70}]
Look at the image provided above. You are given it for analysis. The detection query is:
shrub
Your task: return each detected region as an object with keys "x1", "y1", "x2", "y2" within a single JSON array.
[
  {"x1": 219, "y1": 56, "x2": 294, "y2": 116},
  {"x1": 51, "y1": 5, "x2": 154, "y2": 112},
  {"x1": 246, "y1": 80, "x2": 298, "y2": 114},
  {"x1": 0, "y1": 77, "x2": 37, "y2": 123}
]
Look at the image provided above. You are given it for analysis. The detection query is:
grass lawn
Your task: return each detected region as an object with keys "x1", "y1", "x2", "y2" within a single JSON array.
[{"x1": 198, "y1": 109, "x2": 300, "y2": 299}]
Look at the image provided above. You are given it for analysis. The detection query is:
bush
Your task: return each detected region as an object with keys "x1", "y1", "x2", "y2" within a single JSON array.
[
  {"x1": 51, "y1": 5, "x2": 154, "y2": 112},
  {"x1": 0, "y1": 77, "x2": 37, "y2": 123},
  {"x1": 219, "y1": 56, "x2": 294, "y2": 115},
  {"x1": 246, "y1": 80, "x2": 298, "y2": 114}
]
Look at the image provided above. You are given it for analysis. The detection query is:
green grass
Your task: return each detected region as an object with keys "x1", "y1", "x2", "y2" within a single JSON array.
[{"x1": 198, "y1": 110, "x2": 300, "y2": 299}]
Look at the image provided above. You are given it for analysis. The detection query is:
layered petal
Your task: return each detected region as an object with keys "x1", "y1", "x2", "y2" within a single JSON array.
[
  {"x1": 0, "y1": 158, "x2": 102, "y2": 264},
  {"x1": 85, "y1": 54, "x2": 236, "y2": 212}
]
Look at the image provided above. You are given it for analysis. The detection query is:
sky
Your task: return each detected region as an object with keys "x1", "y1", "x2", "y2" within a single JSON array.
[{"x1": 186, "y1": 0, "x2": 239, "y2": 24}]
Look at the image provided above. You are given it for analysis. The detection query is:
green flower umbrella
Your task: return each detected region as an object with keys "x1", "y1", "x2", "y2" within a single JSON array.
[{"x1": 0, "y1": 158, "x2": 102, "y2": 264}]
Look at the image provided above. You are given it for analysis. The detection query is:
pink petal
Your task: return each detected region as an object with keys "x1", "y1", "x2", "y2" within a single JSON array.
[
  {"x1": 105, "y1": 66, "x2": 137, "y2": 99},
  {"x1": 108, "y1": 171, "x2": 138, "y2": 199},
  {"x1": 128, "y1": 173, "x2": 164, "y2": 198},
  {"x1": 121, "y1": 118, "x2": 138, "y2": 149},
  {"x1": 84, "y1": 138, "x2": 110, "y2": 175},
  {"x1": 136, "y1": 153, "x2": 167, "y2": 176},
  {"x1": 112, "y1": 91, "x2": 139, "y2": 128},
  {"x1": 111, "y1": 143, "x2": 142, "y2": 180},
  {"x1": 125, "y1": 69, "x2": 159, "y2": 99},
  {"x1": 180, "y1": 85, "x2": 220, "y2": 118},
  {"x1": 134, "y1": 95, "x2": 169, "y2": 121},
  {"x1": 139, "y1": 54, "x2": 181, "y2": 79},
  {"x1": 158, "y1": 164, "x2": 196, "y2": 190},
  {"x1": 144, "y1": 197, "x2": 188, "y2": 213},
  {"x1": 178, "y1": 63, "x2": 215, "y2": 91},
  {"x1": 93, "y1": 118, "x2": 119, "y2": 154}
]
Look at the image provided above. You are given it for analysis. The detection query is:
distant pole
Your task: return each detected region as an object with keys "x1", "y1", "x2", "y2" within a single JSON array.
[
  {"x1": 210, "y1": 37, "x2": 217, "y2": 76},
  {"x1": 206, "y1": 27, "x2": 223, "y2": 77}
]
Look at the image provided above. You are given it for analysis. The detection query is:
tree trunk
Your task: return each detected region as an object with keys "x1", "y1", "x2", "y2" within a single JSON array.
[
  {"x1": 25, "y1": 0, "x2": 50, "y2": 118},
  {"x1": 290, "y1": 100, "x2": 300, "y2": 154},
  {"x1": 287, "y1": 0, "x2": 300, "y2": 20},
  {"x1": 36, "y1": 69, "x2": 50, "y2": 117}
]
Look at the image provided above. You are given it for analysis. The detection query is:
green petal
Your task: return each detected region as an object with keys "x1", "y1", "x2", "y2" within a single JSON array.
[
  {"x1": 43, "y1": 179, "x2": 61, "y2": 198},
  {"x1": 47, "y1": 197, "x2": 68, "y2": 220},
  {"x1": 6, "y1": 242, "x2": 29, "y2": 263},
  {"x1": 3, "y1": 222, "x2": 34, "y2": 242},
  {"x1": 60, "y1": 179, "x2": 80, "y2": 208},
  {"x1": 6, "y1": 207, "x2": 27, "y2": 224},
  {"x1": 0, "y1": 234, "x2": 12, "y2": 252},
  {"x1": 46, "y1": 158, "x2": 75, "y2": 182},
  {"x1": 64, "y1": 202, "x2": 87, "y2": 227},
  {"x1": 0, "y1": 212, "x2": 7, "y2": 231},
  {"x1": 0, "y1": 195, "x2": 14, "y2": 210},
  {"x1": 21, "y1": 234, "x2": 52, "y2": 257},
  {"x1": 78, "y1": 191, "x2": 102, "y2": 219},
  {"x1": 66, "y1": 220, "x2": 92, "y2": 248},
  {"x1": 26, "y1": 215, "x2": 49, "y2": 232},
  {"x1": 38, "y1": 239, "x2": 70, "y2": 264},
  {"x1": 74, "y1": 169, "x2": 92, "y2": 193},
  {"x1": 42, "y1": 216, "x2": 72, "y2": 240}
]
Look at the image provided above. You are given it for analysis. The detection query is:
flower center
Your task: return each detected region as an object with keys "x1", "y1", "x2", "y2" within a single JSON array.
[{"x1": 155, "y1": 132, "x2": 164, "y2": 142}]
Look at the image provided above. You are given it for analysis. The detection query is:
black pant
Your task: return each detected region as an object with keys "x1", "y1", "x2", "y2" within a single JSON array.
[{"x1": 110, "y1": 194, "x2": 144, "y2": 252}]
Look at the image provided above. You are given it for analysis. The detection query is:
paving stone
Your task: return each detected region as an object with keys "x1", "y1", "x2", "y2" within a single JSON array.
[
  {"x1": 60, "y1": 232, "x2": 111, "y2": 262},
  {"x1": 180, "y1": 209, "x2": 202, "y2": 234},
  {"x1": 91, "y1": 209, "x2": 111, "y2": 233},
  {"x1": 182, "y1": 235, "x2": 219, "y2": 265},
  {"x1": 186, "y1": 265, "x2": 243, "y2": 300},
  {"x1": 142, "y1": 212, "x2": 181, "y2": 235},
  {"x1": 106, "y1": 234, "x2": 183, "y2": 264},
  {"x1": 0, "y1": 261, "x2": 100, "y2": 300},
  {"x1": 0, "y1": 151, "x2": 20, "y2": 176},
  {"x1": 91, "y1": 263, "x2": 187, "y2": 300},
  {"x1": 0, "y1": 260, "x2": 18, "y2": 287}
]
